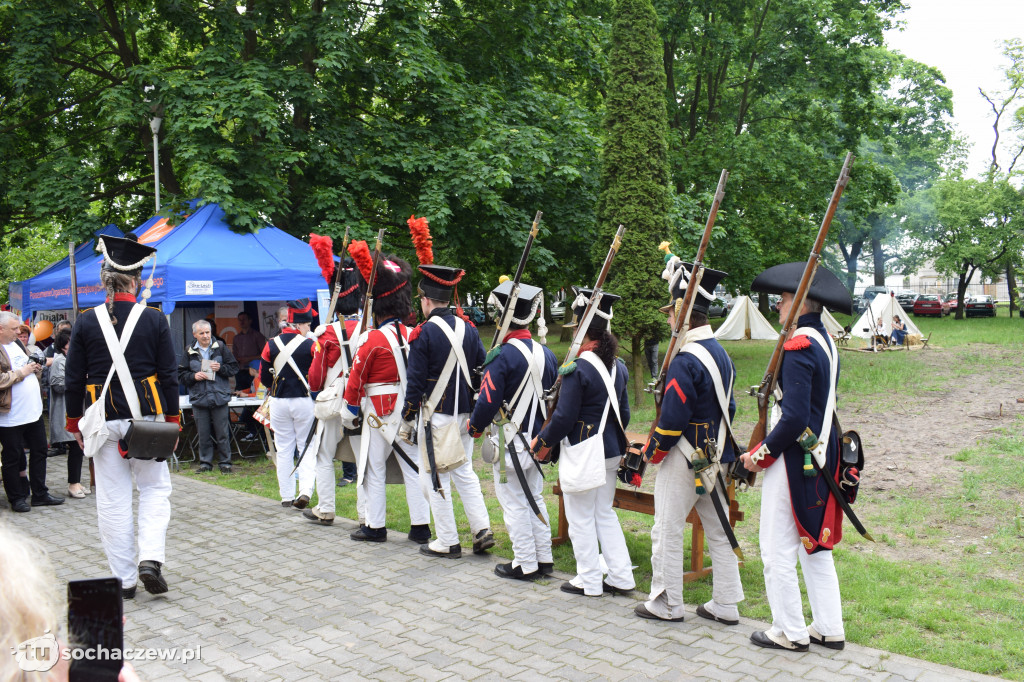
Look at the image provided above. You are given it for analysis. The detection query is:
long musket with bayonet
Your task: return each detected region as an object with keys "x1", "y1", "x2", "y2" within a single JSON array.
[
  {"x1": 485, "y1": 211, "x2": 542, "y2": 362},
  {"x1": 533, "y1": 224, "x2": 625, "y2": 463},
  {"x1": 740, "y1": 152, "x2": 854, "y2": 488},
  {"x1": 616, "y1": 170, "x2": 728, "y2": 485},
  {"x1": 324, "y1": 227, "x2": 351, "y2": 325}
]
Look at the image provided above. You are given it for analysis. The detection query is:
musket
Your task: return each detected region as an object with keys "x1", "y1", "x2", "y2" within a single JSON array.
[
  {"x1": 421, "y1": 396, "x2": 444, "y2": 498},
  {"x1": 534, "y1": 224, "x2": 625, "y2": 463},
  {"x1": 616, "y1": 170, "x2": 728, "y2": 485},
  {"x1": 485, "y1": 211, "x2": 542, "y2": 363},
  {"x1": 358, "y1": 228, "x2": 387, "y2": 339},
  {"x1": 741, "y1": 152, "x2": 853, "y2": 487},
  {"x1": 324, "y1": 227, "x2": 351, "y2": 324}
]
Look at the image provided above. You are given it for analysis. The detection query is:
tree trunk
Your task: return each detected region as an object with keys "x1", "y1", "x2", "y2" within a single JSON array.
[
  {"x1": 955, "y1": 271, "x2": 969, "y2": 320},
  {"x1": 871, "y1": 237, "x2": 885, "y2": 285},
  {"x1": 631, "y1": 337, "x2": 645, "y2": 406},
  {"x1": 757, "y1": 291, "x2": 770, "y2": 317},
  {"x1": 1007, "y1": 261, "x2": 1018, "y2": 315},
  {"x1": 844, "y1": 239, "x2": 863, "y2": 292}
]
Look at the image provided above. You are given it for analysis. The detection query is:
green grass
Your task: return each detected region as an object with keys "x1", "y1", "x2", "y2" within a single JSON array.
[{"x1": 178, "y1": 318, "x2": 1024, "y2": 679}]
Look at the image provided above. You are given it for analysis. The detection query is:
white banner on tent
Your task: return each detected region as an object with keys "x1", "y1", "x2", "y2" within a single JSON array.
[
  {"x1": 316, "y1": 289, "x2": 331, "y2": 322},
  {"x1": 185, "y1": 280, "x2": 214, "y2": 296}
]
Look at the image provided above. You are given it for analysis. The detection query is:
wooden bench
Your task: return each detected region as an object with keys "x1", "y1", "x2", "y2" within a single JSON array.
[{"x1": 551, "y1": 478, "x2": 744, "y2": 582}]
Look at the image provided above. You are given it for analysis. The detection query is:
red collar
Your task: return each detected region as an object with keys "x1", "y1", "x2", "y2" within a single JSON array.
[
  {"x1": 502, "y1": 329, "x2": 532, "y2": 344},
  {"x1": 281, "y1": 327, "x2": 302, "y2": 335},
  {"x1": 579, "y1": 340, "x2": 599, "y2": 354},
  {"x1": 110, "y1": 293, "x2": 137, "y2": 303}
]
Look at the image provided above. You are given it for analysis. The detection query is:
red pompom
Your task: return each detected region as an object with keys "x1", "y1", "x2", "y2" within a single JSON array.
[
  {"x1": 408, "y1": 324, "x2": 424, "y2": 343},
  {"x1": 309, "y1": 233, "x2": 335, "y2": 285},
  {"x1": 407, "y1": 215, "x2": 433, "y2": 266},
  {"x1": 630, "y1": 474, "x2": 643, "y2": 487},
  {"x1": 784, "y1": 335, "x2": 812, "y2": 351},
  {"x1": 348, "y1": 240, "x2": 374, "y2": 282}
]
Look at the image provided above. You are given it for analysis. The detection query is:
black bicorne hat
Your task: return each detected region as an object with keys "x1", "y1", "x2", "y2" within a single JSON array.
[
  {"x1": 489, "y1": 279, "x2": 543, "y2": 325},
  {"x1": 335, "y1": 257, "x2": 364, "y2": 316},
  {"x1": 97, "y1": 234, "x2": 156, "y2": 274},
  {"x1": 418, "y1": 264, "x2": 465, "y2": 303},
  {"x1": 663, "y1": 260, "x2": 727, "y2": 315},
  {"x1": 750, "y1": 262, "x2": 853, "y2": 315},
  {"x1": 568, "y1": 287, "x2": 621, "y2": 333},
  {"x1": 286, "y1": 298, "x2": 317, "y2": 325}
]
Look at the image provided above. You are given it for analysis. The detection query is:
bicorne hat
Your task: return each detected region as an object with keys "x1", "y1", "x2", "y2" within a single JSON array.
[
  {"x1": 286, "y1": 298, "x2": 317, "y2": 325},
  {"x1": 750, "y1": 262, "x2": 853, "y2": 315},
  {"x1": 97, "y1": 234, "x2": 156, "y2": 274}
]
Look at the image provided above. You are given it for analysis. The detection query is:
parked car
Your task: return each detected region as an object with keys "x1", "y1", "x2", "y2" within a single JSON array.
[
  {"x1": 912, "y1": 294, "x2": 949, "y2": 317},
  {"x1": 965, "y1": 295, "x2": 996, "y2": 317},
  {"x1": 450, "y1": 305, "x2": 487, "y2": 325},
  {"x1": 896, "y1": 290, "x2": 919, "y2": 308},
  {"x1": 943, "y1": 292, "x2": 959, "y2": 311},
  {"x1": 707, "y1": 297, "x2": 728, "y2": 318},
  {"x1": 549, "y1": 299, "x2": 566, "y2": 321}
]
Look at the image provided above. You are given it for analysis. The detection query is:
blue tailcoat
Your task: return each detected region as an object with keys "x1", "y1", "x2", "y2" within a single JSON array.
[
  {"x1": 402, "y1": 309, "x2": 485, "y2": 420},
  {"x1": 468, "y1": 335, "x2": 557, "y2": 439}
]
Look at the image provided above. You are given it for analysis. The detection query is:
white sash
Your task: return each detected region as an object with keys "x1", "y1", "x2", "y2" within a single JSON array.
[
  {"x1": 680, "y1": 342, "x2": 734, "y2": 460},
  {"x1": 272, "y1": 335, "x2": 310, "y2": 394}
]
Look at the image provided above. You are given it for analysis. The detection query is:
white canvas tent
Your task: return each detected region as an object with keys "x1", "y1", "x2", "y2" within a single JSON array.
[
  {"x1": 715, "y1": 296, "x2": 779, "y2": 340},
  {"x1": 821, "y1": 309, "x2": 845, "y2": 336},
  {"x1": 851, "y1": 294, "x2": 921, "y2": 339}
]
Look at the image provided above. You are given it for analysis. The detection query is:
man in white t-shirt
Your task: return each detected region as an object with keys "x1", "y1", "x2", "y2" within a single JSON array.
[{"x1": 0, "y1": 311, "x2": 63, "y2": 512}]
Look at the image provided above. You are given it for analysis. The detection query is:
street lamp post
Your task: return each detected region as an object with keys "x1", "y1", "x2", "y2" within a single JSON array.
[{"x1": 150, "y1": 115, "x2": 162, "y2": 212}]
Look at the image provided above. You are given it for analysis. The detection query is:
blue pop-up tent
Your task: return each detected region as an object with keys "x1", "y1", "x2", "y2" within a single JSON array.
[{"x1": 11, "y1": 203, "x2": 326, "y2": 317}]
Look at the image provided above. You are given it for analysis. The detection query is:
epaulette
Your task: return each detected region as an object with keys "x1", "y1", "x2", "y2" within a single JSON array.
[
  {"x1": 784, "y1": 335, "x2": 812, "y2": 351},
  {"x1": 146, "y1": 305, "x2": 162, "y2": 312},
  {"x1": 558, "y1": 360, "x2": 577, "y2": 376},
  {"x1": 483, "y1": 345, "x2": 501, "y2": 366},
  {"x1": 408, "y1": 324, "x2": 424, "y2": 343}
]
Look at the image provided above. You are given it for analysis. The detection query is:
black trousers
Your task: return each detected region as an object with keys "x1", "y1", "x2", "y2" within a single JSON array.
[
  {"x1": 194, "y1": 403, "x2": 231, "y2": 466},
  {"x1": 66, "y1": 439, "x2": 84, "y2": 485},
  {"x1": 0, "y1": 416, "x2": 50, "y2": 503}
]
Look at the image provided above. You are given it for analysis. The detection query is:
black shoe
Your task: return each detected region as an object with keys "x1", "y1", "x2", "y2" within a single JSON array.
[
  {"x1": 750, "y1": 630, "x2": 808, "y2": 652},
  {"x1": 337, "y1": 477, "x2": 354, "y2": 488},
  {"x1": 472, "y1": 529, "x2": 495, "y2": 554},
  {"x1": 281, "y1": 500, "x2": 294, "y2": 507},
  {"x1": 11, "y1": 498, "x2": 30, "y2": 513},
  {"x1": 351, "y1": 525, "x2": 387, "y2": 542},
  {"x1": 634, "y1": 603, "x2": 684, "y2": 622},
  {"x1": 538, "y1": 562, "x2": 554, "y2": 576},
  {"x1": 292, "y1": 495, "x2": 310, "y2": 509},
  {"x1": 31, "y1": 493, "x2": 64, "y2": 506},
  {"x1": 602, "y1": 581, "x2": 634, "y2": 597},
  {"x1": 560, "y1": 581, "x2": 603, "y2": 596},
  {"x1": 696, "y1": 603, "x2": 739, "y2": 626},
  {"x1": 197, "y1": 463, "x2": 213, "y2": 473},
  {"x1": 302, "y1": 508, "x2": 334, "y2": 526},
  {"x1": 808, "y1": 626, "x2": 845, "y2": 650},
  {"x1": 420, "y1": 543, "x2": 462, "y2": 559},
  {"x1": 122, "y1": 585, "x2": 136, "y2": 600},
  {"x1": 494, "y1": 563, "x2": 542, "y2": 581},
  {"x1": 138, "y1": 561, "x2": 168, "y2": 595},
  {"x1": 219, "y1": 464, "x2": 232, "y2": 474},
  {"x1": 407, "y1": 524, "x2": 431, "y2": 544}
]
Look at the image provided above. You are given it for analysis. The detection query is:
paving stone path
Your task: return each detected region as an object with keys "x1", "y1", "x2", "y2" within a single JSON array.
[{"x1": 3, "y1": 459, "x2": 999, "y2": 681}]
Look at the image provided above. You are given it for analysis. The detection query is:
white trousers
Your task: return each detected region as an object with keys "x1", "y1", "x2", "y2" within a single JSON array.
[
  {"x1": 564, "y1": 456, "x2": 635, "y2": 595},
  {"x1": 93, "y1": 419, "x2": 172, "y2": 590},
  {"x1": 364, "y1": 420, "x2": 430, "y2": 529},
  {"x1": 417, "y1": 413, "x2": 490, "y2": 546},
  {"x1": 646, "y1": 450, "x2": 744, "y2": 619},
  {"x1": 493, "y1": 441, "x2": 551, "y2": 573},
  {"x1": 761, "y1": 456, "x2": 844, "y2": 641},
  {"x1": 270, "y1": 396, "x2": 316, "y2": 501},
  {"x1": 313, "y1": 419, "x2": 340, "y2": 516}
]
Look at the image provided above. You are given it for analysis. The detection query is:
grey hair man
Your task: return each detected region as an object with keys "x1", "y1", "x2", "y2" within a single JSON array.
[
  {"x1": 0, "y1": 310, "x2": 61, "y2": 512},
  {"x1": 178, "y1": 319, "x2": 240, "y2": 473}
]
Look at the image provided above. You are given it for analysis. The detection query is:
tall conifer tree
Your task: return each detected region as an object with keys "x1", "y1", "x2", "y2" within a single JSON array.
[{"x1": 597, "y1": 0, "x2": 672, "y2": 401}]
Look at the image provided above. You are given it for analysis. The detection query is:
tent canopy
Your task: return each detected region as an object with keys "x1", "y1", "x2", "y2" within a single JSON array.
[
  {"x1": 714, "y1": 296, "x2": 779, "y2": 341},
  {"x1": 850, "y1": 294, "x2": 921, "y2": 339},
  {"x1": 11, "y1": 204, "x2": 327, "y2": 317},
  {"x1": 821, "y1": 308, "x2": 845, "y2": 336}
]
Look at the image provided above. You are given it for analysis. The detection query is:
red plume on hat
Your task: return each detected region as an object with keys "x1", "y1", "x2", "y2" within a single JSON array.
[
  {"x1": 348, "y1": 240, "x2": 374, "y2": 282},
  {"x1": 407, "y1": 215, "x2": 433, "y2": 266},
  {"x1": 309, "y1": 233, "x2": 335, "y2": 285}
]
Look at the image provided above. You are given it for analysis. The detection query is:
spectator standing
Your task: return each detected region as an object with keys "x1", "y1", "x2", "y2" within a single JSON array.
[
  {"x1": 65, "y1": 234, "x2": 180, "y2": 598},
  {"x1": 178, "y1": 320, "x2": 240, "y2": 473},
  {"x1": 44, "y1": 320, "x2": 73, "y2": 457},
  {"x1": 232, "y1": 311, "x2": 266, "y2": 391},
  {"x1": 48, "y1": 328, "x2": 89, "y2": 498},
  {"x1": 0, "y1": 312, "x2": 61, "y2": 512}
]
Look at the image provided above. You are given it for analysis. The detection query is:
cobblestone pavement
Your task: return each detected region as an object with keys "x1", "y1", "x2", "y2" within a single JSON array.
[{"x1": 3, "y1": 459, "x2": 999, "y2": 681}]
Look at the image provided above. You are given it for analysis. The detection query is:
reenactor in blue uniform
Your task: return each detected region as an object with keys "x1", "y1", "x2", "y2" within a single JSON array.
[
  {"x1": 634, "y1": 264, "x2": 745, "y2": 624},
  {"x1": 532, "y1": 289, "x2": 634, "y2": 597},
  {"x1": 468, "y1": 281, "x2": 557, "y2": 581},
  {"x1": 400, "y1": 263, "x2": 494, "y2": 559},
  {"x1": 740, "y1": 262, "x2": 852, "y2": 651}
]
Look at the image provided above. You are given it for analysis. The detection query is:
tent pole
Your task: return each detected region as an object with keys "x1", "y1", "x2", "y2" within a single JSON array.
[{"x1": 69, "y1": 241, "x2": 79, "y2": 322}]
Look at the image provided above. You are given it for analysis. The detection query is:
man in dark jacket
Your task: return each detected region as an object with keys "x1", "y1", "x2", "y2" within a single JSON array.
[{"x1": 179, "y1": 319, "x2": 239, "y2": 473}]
